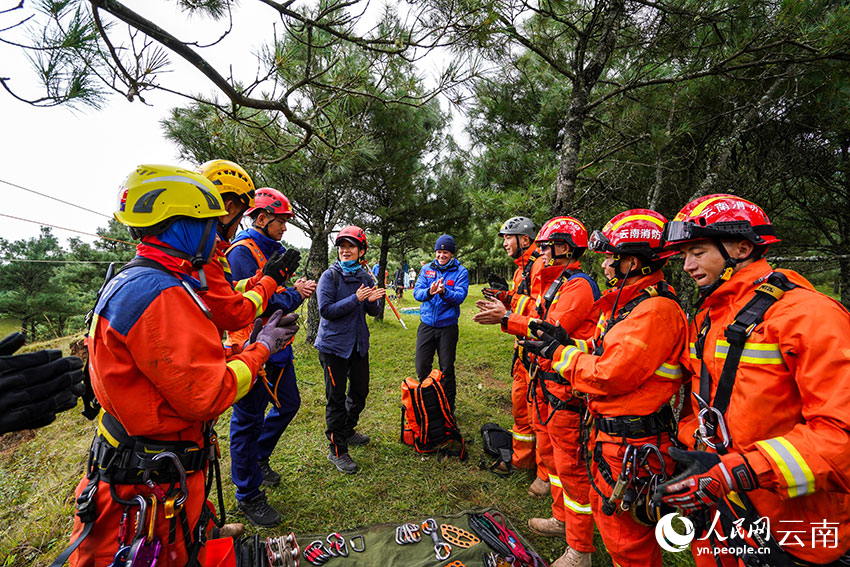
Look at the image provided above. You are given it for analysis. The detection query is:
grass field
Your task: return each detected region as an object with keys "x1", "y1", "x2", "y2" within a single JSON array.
[{"x1": 0, "y1": 286, "x2": 696, "y2": 567}]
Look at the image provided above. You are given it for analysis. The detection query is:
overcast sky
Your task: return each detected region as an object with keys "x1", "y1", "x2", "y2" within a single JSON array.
[{"x1": 0, "y1": 1, "x2": 324, "y2": 251}]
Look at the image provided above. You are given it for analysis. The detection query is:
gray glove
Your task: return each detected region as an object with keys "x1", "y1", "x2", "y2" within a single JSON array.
[{"x1": 255, "y1": 311, "x2": 300, "y2": 355}]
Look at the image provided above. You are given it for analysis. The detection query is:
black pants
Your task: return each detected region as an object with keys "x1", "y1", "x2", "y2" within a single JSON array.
[
  {"x1": 415, "y1": 322, "x2": 459, "y2": 410},
  {"x1": 319, "y1": 350, "x2": 369, "y2": 456}
]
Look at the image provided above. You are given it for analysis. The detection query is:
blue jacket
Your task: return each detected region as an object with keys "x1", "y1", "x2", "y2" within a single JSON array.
[
  {"x1": 413, "y1": 257, "x2": 469, "y2": 328},
  {"x1": 227, "y1": 228, "x2": 304, "y2": 364},
  {"x1": 314, "y1": 261, "x2": 381, "y2": 358}
]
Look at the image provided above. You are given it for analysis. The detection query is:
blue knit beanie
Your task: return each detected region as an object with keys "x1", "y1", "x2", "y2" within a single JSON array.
[{"x1": 434, "y1": 234, "x2": 456, "y2": 254}]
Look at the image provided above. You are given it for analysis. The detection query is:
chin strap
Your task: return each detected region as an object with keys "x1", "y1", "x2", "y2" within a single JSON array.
[
  {"x1": 606, "y1": 262, "x2": 633, "y2": 323},
  {"x1": 217, "y1": 201, "x2": 247, "y2": 241},
  {"x1": 694, "y1": 239, "x2": 740, "y2": 311},
  {"x1": 511, "y1": 235, "x2": 525, "y2": 260},
  {"x1": 144, "y1": 218, "x2": 216, "y2": 291}
]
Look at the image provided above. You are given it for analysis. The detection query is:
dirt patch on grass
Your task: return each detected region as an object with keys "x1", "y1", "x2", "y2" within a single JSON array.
[{"x1": 0, "y1": 429, "x2": 37, "y2": 455}]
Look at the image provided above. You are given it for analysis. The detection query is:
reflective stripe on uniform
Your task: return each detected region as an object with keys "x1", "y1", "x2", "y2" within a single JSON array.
[
  {"x1": 511, "y1": 429, "x2": 535, "y2": 443},
  {"x1": 654, "y1": 362, "x2": 682, "y2": 380},
  {"x1": 689, "y1": 342, "x2": 697, "y2": 359},
  {"x1": 573, "y1": 339, "x2": 590, "y2": 353},
  {"x1": 234, "y1": 278, "x2": 249, "y2": 293},
  {"x1": 243, "y1": 289, "x2": 264, "y2": 317},
  {"x1": 548, "y1": 473, "x2": 563, "y2": 488},
  {"x1": 515, "y1": 295, "x2": 532, "y2": 316},
  {"x1": 89, "y1": 313, "x2": 100, "y2": 336},
  {"x1": 563, "y1": 493, "x2": 592, "y2": 515},
  {"x1": 596, "y1": 314, "x2": 606, "y2": 333},
  {"x1": 755, "y1": 437, "x2": 815, "y2": 498},
  {"x1": 715, "y1": 340, "x2": 784, "y2": 364},
  {"x1": 553, "y1": 345, "x2": 582, "y2": 376},
  {"x1": 227, "y1": 359, "x2": 254, "y2": 400}
]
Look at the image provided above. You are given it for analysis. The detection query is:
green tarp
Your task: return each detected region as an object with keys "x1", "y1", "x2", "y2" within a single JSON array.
[{"x1": 290, "y1": 508, "x2": 540, "y2": 567}]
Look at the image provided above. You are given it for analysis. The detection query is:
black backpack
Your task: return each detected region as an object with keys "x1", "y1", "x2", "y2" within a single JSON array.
[{"x1": 479, "y1": 423, "x2": 513, "y2": 475}]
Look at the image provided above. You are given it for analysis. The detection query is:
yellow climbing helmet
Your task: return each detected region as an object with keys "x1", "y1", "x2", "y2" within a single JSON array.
[
  {"x1": 115, "y1": 164, "x2": 226, "y2": 230},
  {"x1": 197, "y1": 159, "x2": 256, "y2": 207}
]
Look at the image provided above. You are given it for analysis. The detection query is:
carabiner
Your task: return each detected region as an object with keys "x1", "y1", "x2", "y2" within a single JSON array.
[
  {"x1": 696, "y1": 406, "x2": 732, "y2": 449},
  {"x1": 151, "y1": 451, "x2": 189, "y2": 506}
]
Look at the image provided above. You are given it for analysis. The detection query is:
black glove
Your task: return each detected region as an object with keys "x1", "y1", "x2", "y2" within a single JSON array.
[
  {"x1": 528, "y1": 319, "x2": 572, "y2": 347},
  {"x1": 263, "y1": 249, "x2": 301, "y2": 286},
  {"x1": 518, "y1": 331, "x2": 562, "y2": 360},
  {"x1": 255, "y1": 311, "x2": 300, "y2": 355},
  {"x1": 487, "y1": 272, "x2": 509, "y2": 291},
  {"x1": 0, "y1": 332, "x2": 85, "y2": 435},
  {"x1": 482, "y1": 287, "x2": 511, "y2": 309}
]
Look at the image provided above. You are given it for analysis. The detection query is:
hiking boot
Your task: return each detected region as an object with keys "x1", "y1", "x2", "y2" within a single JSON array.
[
  {"x1": 346, "y1": 432, "x2": 370, "y2": 446},
  {"x1": 259, "y1": 459, "x2": 281, "y2": 486},
  {"x1": 528, "y1": 517, "x2": 565, "y2": 538},
  {"x1": 528, "y1": 477, "x2": 551, "y2": 498},
  {"x1": 551, "y1": 547, "x2": 592, "y2": 567},
  {"x1": 237, "y1": 492, "x2": 281, "y2": 528},
  {"x1": 328, "y1": 451, "x2": 358, "y2": 474}
]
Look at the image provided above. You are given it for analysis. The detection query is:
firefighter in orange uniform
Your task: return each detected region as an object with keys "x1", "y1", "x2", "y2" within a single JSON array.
[
  {"x1": 473, "y1": 217, "x2": 546, "y2": 485},
  {"x1": 195, "y1": 160, "x2": 300, "y2": 334},
  {"x1": 62, "y1": 165, "x2": 299, "y2": 567},
  {"x1": 656, "y1": 194, "x2": 850, "y2": 566},
  {"x1": 483, "y1": 217, "x2": 600, "y2": 566},
  {"x1": 524, "y1": 209, "x2": 687, "y2": 567}
]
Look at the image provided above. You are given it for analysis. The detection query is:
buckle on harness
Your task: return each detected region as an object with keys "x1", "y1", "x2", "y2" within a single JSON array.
[{"x1": 76, "y1": 480, "x2": 98, "y2": 523}]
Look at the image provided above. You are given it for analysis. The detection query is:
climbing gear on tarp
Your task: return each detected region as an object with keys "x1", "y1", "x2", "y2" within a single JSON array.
[
  {"x1": 440, "y1": 524, "x2": 480, "y2": 548},
  {"x1": 479, "y1": 423, "x2": 513, "y2": 475},
  {"x1": 349, "y1": 535, "x2": 365, "y2": 553},
  {"x1": 266, "y1": 533, "x2": 300, "y2": 567},
  {"x1": 395, "y1": 523, "x2": 421, "y2": 544},
  {"x1": 303, "y1": 540, "x2": 333, "y2": 566},
  {"x1": 326, "y1": 533, "x2": 349, "y2": 557},
  {"x1": 421, "y1": 518, "x2": 452, "y2": 561},
  {"x1": 483, "y1": 552, "x2": 511, "y2": 567},
  {"x1": 400, "y1": 370, "x2": 467, "y2": 461},
  {"x1": 445, "y1": 561, "x2": 467, "y2": 567},
  {"x1": 468, "y1": 512, "x2": 548, "y2": 567}
]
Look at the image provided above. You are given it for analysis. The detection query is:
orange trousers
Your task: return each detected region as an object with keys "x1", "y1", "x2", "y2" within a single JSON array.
[
  {"x1": 590, "y1": 433, "x2": 675, "y2": 567},
  {"x1": 549, "y1": 408, "x2": 595, "y2": 553},
  {"x1": 511, "y1": 358, "x2": 538, "y2": 472},
  {"x1": 531, "y1": 382, "x2": 564, "y2": 521},
  {"x1": 69, "y1": 473, "x2": 208, "y2": 567}
]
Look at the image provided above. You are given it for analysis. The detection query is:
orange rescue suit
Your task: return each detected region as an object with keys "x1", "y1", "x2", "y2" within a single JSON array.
[
  {"x1": 551, "y1": 271, "x2": 688, "y2": 567},
  {"x1": 70, "y1": 262, "x2": 269, "y2": 567},
  {"x1": 679, "y1": 259, "x2": 850, "y2": 565}
]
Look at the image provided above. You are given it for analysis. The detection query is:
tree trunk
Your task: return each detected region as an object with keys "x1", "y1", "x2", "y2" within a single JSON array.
[
  {"x1": 553, "y1": 0, "x2": 624, "y2": 216},
  {"x1": 838, "y1": 257, "x2": 850, "y2": 309},
  {"x1": 305, "y1": 229, "x2": 330, "y2": 345},
  {"x1": 553, "y1": 88, "x2": 589, "y2": 216}
]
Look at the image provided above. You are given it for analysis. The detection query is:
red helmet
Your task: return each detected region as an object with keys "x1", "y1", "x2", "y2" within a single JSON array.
[
  {"x1": 589, "y1": 209, "x2": 671, "y2": 260},
  {"x1": 664, "y1": 194, "x2": 780, "y2": 248},
  {"x1": 335, "y1": 225, "x2": 368, "y2": 250},
  {"x1": 535, "y1": 216, "x2": 589, "y2": 249},
  {"x1": 246, "y1": 187, "x2": 293, "y2": 218}
]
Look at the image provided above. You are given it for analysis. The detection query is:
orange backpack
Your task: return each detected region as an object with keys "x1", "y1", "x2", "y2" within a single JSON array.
[{"x1": 400, "y1": 370, "x2": 467, "y2": 460}]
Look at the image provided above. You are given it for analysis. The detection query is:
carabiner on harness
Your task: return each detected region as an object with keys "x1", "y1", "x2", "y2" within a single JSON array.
[{"x1": 693, "y1": 394, "x2": 732, "y2": 450}]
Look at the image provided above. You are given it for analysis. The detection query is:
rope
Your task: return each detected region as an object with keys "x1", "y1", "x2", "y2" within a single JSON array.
[
  {"x1": 0, "y1": 213, "x2": 135, "y2": 246},
  {"x1": 0, "y1": 178, "x2": 112, "y2": 219}
]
